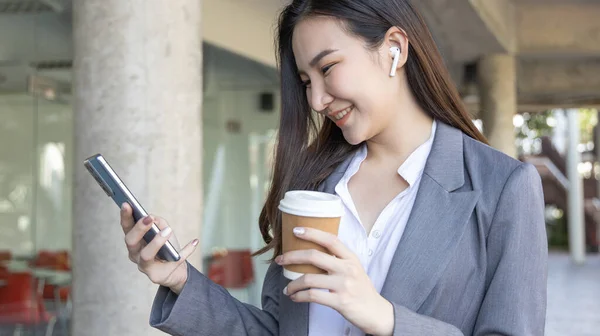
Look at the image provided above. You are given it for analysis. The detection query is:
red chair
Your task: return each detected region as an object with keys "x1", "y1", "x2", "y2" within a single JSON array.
[
  {"x1": 30, "y1": 250, "x2": 71, "y2": 301},
  {"x1": 0, "y1": 272, "x2": 56, "y2": 336},
  {"x1": 0, "y1": 251, "x2": 11, "y2": 264},
  {"x1": 30, "y1": 250, "x2": 70, "y2": 271},
  {"x1": 207, "y1": 249, "x2": 254, "y2": 289},
  {"x1": 50, "y1": 251, "x2": 70, "y2": 271},
  {"x1": 29, "y1": 251, "x2": 51, "y2": 268},
  {"x1": 42, "y1": 284, "x2": 70, "y2": 302}
]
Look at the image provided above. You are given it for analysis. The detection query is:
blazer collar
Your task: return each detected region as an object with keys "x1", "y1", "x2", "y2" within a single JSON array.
[
  {"x1": 320, "y1": 120, "x2": 466, "y2": 194},
  {"x1": 422, "y1": 121, "x2": 465, "y2": 192}
]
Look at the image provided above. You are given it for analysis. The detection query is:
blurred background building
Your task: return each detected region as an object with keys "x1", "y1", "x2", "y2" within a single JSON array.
[{"x1": 0, "y1": 0, "x2": 598, "y2": 335}]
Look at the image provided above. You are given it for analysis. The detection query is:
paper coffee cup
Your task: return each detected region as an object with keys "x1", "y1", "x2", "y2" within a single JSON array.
[{"x1": 278, "y1": 191, "x2": 344, "y2": 280}]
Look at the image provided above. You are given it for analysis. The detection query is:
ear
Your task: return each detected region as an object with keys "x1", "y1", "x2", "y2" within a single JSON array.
[{"x1": 379, "y1": 26, "x2": 409, "y2": 74}]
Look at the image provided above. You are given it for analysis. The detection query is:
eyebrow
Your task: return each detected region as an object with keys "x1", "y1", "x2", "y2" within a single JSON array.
[{"x1": 309, "y1": 49, "x2": 338, "y2": 68}]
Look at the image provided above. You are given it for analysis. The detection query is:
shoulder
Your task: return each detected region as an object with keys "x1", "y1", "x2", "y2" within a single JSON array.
[
  {"x1": 461, "y1": 133, "x2": 540, "y2": 191},
  {"x1": 460, "y1": 133, "x2": 543, "y2": 230}
]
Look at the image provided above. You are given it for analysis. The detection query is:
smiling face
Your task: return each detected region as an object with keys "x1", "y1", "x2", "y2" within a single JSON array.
[{"x1": 292, "y1": 16, "x2": 406, "y2": 145}]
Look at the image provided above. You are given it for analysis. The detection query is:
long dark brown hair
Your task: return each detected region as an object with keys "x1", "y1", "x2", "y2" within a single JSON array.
[{"x1": 254, "y1": 0, "x2": 488, "y2": 259}]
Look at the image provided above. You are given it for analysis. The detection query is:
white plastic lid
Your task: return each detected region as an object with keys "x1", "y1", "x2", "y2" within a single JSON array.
[{"x1": 278, "y1": 190, "x2": 343, "y2": 218}]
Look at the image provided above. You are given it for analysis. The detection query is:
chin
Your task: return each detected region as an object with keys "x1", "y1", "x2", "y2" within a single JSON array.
[{"x1": 341, "y1": 130, "x2": 366, "y2": 146}]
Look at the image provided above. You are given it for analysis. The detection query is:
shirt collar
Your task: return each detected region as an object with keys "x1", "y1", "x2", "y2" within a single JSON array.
[
  {"x1": 397, "y1": 119, "x2": 436, "y2": 186},
  {"x1": 339, "y1": 120, "x2": 437, "y2": 187}
]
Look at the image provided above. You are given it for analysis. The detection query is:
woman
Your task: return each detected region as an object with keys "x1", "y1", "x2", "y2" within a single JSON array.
[{"x1": 120, "y1": 0, "x2": 547, "y2": 335}]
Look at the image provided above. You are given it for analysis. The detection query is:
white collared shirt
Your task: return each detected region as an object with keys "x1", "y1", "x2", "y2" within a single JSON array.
[{"x1": 308, "y1": 120, "x2": 437, "y2": 336}]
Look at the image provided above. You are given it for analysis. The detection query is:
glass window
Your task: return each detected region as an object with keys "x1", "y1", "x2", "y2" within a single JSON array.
[
  {"x1": 0, "y1": 6, "x2": 73, "y2": 335},
  {"x1": 201, "y1": 44, "x2": 279, "y2": 306}
]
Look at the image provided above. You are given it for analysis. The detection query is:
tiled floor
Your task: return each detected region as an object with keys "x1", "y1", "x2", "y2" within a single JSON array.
[{"x1": 546, "y1": 252, "x2": 600, "y2": 336}]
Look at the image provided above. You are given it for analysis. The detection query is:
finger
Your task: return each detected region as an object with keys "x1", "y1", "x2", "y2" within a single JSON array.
[
  {"x1": 153, "y1": 216, "x2": 169, "y2": 230},
  {"x1": 292, "y1": 227, "x2": 355, "y2": 260},
  {"x1": 175, "y1": 238, "x2": 200, "y2": 266},
  {"x1": 284, "y1": 273, "x2": 333, "y2": 296},
  {"x1": 139, "y1": 226, "x2": 173, "y2": 265},
  {"x1": 120, "y1": 203, "x2": 135, "y2": 233},
  {"x1": 124, "y1": 215, "x2": 154, "y2": 252},
  {"x1": 289, "y1": 288, "x2": 338, "y2": 308},
  {"x1": 141, "y1": 238, "x2": 199, "y2": 285},
  {"x1": 153, "y1": 217, "x2": 180, "y2": 250},
  {"x1": 277, "y1": 249, "x2": 341, "y2": 273}
]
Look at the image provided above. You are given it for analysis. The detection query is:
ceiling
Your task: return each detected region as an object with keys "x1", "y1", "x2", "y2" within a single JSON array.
[{"x1": 2, "y1": 0, "x2": 600, "y2": 109}]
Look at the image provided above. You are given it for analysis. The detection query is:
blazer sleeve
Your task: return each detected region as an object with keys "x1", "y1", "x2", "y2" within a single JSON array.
[
  {"x1": 149, "y1": 261, "x2": 282, "y2": 336},
  {"x1": 389, "y1": 303, "x2": 464, "y2": 335},
  {"x1": 473, "y1": 163, "x2": 548, "y2": 335}
]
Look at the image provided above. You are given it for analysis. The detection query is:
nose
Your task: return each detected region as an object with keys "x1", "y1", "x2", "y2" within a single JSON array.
[{"x1": 308, "y1": 83, "x2": 334, "y2": 114}]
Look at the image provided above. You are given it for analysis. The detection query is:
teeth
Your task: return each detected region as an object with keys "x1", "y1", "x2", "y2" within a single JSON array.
[{"x1": 334, "y1": 106, "x2": 353, "y2": 120}]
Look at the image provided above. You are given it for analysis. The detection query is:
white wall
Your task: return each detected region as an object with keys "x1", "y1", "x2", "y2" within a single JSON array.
[{"x1": 203, "y1": 0, "x2": 285, "y2": 67}]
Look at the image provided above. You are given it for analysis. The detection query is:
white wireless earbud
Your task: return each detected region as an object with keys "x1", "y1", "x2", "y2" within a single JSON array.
[{"x1": 389, "y1": 46, "x2": 401, "y2": 77}]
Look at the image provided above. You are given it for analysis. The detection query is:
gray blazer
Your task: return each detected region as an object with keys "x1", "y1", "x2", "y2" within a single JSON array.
[{"x1": 150, "y1": 121, "x2": 548, "y2": 335}]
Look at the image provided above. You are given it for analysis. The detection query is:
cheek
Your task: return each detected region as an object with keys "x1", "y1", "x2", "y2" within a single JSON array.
[
  {"x1": 326, "y1": 63, "x2": 389, "y2": 121},
  {"x1": 326, "y1": 70, "x2": 374, "y2": 111},
  {"x1": 326, "y1": 70, "x2": 356, "y2": 100}
]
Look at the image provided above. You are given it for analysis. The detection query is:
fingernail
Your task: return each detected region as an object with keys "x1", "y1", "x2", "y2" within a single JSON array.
[
  {"x1": 293, "y1": 227, "x2": 305, "y2": 235},
  {"x1": 192, "y1": 239, "x2": 199, "y2": 247},
  {"x1": 121, "y1": 203, "x2": 127, "y2": 212},
  {"x1": 143, "y1": 216, "x2": 153, "y2": 225},
  {"x1": 160, "y1": 227, "x2": 172, "y2": 237},
  {"x1": 275, "y1": 256, "x2": 283, "y2": 264},
  {"x1": 283, "y1": 286, "x2": 288, "y2": 295}
]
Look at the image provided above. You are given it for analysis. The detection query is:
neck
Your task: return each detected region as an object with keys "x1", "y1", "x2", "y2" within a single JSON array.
[{"x1": 365, "y1": 102, "x2": 433, "y2": 166}]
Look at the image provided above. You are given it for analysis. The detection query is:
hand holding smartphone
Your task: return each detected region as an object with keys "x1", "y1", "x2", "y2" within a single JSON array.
[{"x1": 84, "y1": 154, "x2": 181, "y2": 262}]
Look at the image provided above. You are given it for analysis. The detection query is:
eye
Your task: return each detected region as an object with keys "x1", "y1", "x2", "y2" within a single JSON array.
[
  {"x1": 321, "y1": 63, "x2": 335, "y2": 75},
  {"x1": 301, "y1": 79, "x2": 312, "y2": 88}
]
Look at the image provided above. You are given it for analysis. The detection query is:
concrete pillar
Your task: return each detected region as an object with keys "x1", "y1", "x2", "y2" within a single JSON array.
[
  {"x1": 596, "y1": 111, "x2": 600, "y2": 250},
  {"x1": 477, "y1": 54, "x2": 517, "y2": 158},
  {"x1": 566, "y1": 109, "x2": 586, "y2": 264},
  {"x1": 72, "y1": 1, "x2": 203, "y2": 335}
]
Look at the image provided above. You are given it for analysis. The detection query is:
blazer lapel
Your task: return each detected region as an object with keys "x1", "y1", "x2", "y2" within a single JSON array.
[
  {"x1": 279, "y1": 276, "x2": 310, "y2": 335},
  {"x1": 318, "y1": 153, "x2": 355, "y2": 194},
  {"x1": 279, "y1": 153, "x2": 355, "y2": 336},
  {"x1": 380, "y1": 122, "x2": 481, "y2": 311}
]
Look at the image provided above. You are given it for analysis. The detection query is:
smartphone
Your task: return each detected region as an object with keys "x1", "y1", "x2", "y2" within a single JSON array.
[{"x1": 83, "y1": 154, "x2": 181, "y2": 262}]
